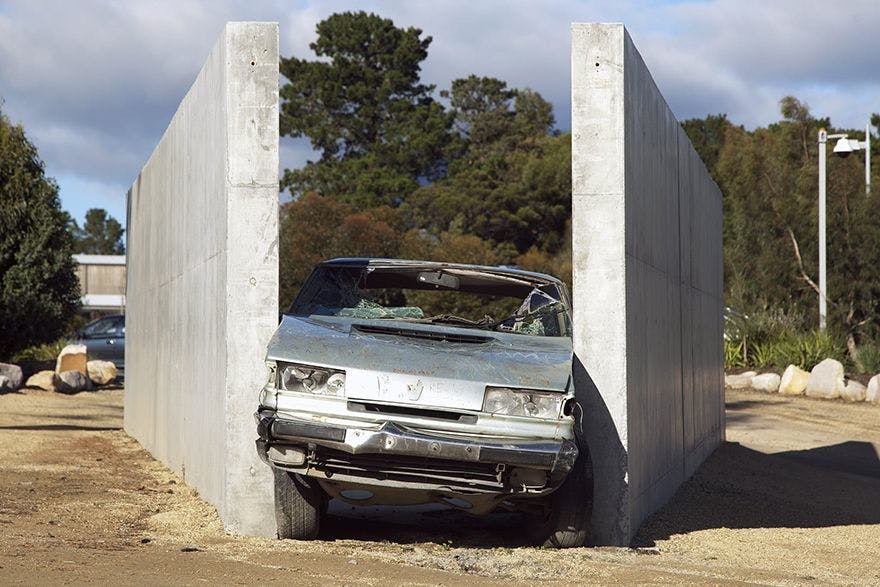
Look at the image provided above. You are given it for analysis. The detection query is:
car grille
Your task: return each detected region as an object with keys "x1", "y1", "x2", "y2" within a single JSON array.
[
  {"x1": 347, "y1": 401, "x2": 477, "y2": 424},
  {"x1": 312, "y1": 448, "x2": 505, "y2": 493}
]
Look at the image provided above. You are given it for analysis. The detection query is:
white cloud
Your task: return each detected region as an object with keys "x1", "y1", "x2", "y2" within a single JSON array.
[{"x1": 2, "y1": 0, "x2": 879, "y2": 227}]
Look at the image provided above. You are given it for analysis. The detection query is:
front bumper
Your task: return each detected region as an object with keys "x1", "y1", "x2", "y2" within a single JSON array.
[{"x1": 255, "y1": 410, "x2": 578, "y2": 495}]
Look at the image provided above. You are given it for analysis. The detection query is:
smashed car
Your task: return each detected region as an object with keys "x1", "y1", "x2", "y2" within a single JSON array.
[{"x1": 255, "y1": 258, "x2": 591, "y2": 547}]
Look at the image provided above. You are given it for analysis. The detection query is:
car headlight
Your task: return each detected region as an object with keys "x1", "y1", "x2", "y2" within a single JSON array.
[
  {"x1": 278, "y1": 363, "x2": 345, "y2": 397},
  {"x1": 482, "y1": 387, "x2": 565, "y2": 418}
]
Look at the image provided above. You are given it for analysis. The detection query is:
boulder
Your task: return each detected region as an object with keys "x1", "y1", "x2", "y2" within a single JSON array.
[
  {"x1": 0, "y1": 363, "x2": 23, "y2": 392},
  {"x1": 725, "y1": 371, "x2": 756, "y2": 389},
  {"x1": 26, "y1": 370, "x2": 59, "y2": 391},
  {"x1": 87, "y1": 360, "x2": 117, "y2": 386},
  {"x1": 867, "y1": 375, "x2": 880, "y2": 404},
  {"x1": 805, "y1": 358, "x2": 846, "y2": 400},
  {"x1": 779, "y1": 365, "x2": 809, "y2": 395},
  {"x1": 751, "y1": 373, "x2": 781, "y2": 393},
  {"x1": 56, "y1": 344, "x2": 87, "y2": 375},
  {"x1": 841, "y1": 380, "x2": 867, "y2": 402},
  {"x1": 57, "y1": 370, "x2": 88, "y2": 393}
]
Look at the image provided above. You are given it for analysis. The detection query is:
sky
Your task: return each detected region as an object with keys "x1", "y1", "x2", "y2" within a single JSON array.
[{"x1": 2, "y1": 0, "x2": 880, "y2": 229}]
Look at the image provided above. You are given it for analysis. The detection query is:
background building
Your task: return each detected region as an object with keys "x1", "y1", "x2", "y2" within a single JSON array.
[{"x1": 73, "y1": 254, "x2": 126, "y2": 315}]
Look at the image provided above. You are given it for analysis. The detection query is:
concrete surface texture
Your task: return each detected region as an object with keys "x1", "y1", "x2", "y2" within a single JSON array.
[
  {"x1": 571, "y1": 23, "x2": 724, "y2": 545},
  {"x1": 125, "y1": 22, "x2": 279, "y2": 536}
]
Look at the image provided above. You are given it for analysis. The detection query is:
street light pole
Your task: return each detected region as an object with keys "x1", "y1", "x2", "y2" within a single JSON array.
[
  {"x1": 867, "y1": 122, "x2": 872, "y2": 195},
  {"x1": 816, "y1": 124, "x2": 872, "y2": 330},
  {"x1": 818, "y1": 129, "x2": 828, "y2": 330}
]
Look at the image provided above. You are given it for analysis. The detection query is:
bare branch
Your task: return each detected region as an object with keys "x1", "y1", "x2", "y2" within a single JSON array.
[{"x1": 786, "y1": 227, "x2": 835, "y2": 307}]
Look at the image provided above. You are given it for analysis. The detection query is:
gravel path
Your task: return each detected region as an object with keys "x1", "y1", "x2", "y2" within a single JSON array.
[{"x1": 0, "y1": 386, "x2": 877, "y2": 585}]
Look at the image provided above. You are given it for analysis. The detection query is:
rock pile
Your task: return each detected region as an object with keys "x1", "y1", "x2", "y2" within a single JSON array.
[
  {"x1": 726, "y1": 357, "x2": 880, "y2": 406},
  {"x1": 0, "y1": 363, "x2": 24, "y2": 393},
  {"x1": 18, "y1": 344, "x2": 118, "y2": 393}
]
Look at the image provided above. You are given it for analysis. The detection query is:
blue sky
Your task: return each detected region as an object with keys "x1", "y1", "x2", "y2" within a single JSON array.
[{"x1": 2, "y1": 0, "x2": 880, "y2": 228}]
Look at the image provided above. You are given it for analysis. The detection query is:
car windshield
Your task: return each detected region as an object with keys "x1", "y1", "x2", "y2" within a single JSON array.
[{"x1": 289, "y1": 264, "x2": 571, "y2": 337}]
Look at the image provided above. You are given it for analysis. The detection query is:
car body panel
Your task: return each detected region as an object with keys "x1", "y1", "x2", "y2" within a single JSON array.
[{"x1": 266, "y1": 315, "x2": 572, "y2": 412}]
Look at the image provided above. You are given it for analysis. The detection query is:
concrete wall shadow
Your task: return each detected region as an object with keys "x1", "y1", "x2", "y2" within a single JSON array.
[
  {"x1": 634, "y1": 441, "x2": 880, "y2": 546},
  {"x1": 572, "y1": 354, "x2": 629, "y2": 545}
]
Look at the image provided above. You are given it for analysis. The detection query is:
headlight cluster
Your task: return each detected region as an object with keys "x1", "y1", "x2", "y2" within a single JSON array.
[
  {"x1": 277, "y1": 362, "x2": 345, "y2": 397},
  {"x1": 483, "y1": 387, "x2": 565, "y2": 419}
]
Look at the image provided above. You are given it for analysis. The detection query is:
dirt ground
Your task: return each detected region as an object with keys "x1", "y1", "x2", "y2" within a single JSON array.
[{"x1": 0, "y1": 387, "x2": 878, "y2": 586}]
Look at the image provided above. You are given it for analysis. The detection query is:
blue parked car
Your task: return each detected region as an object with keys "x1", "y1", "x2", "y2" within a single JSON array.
[{"x1": 75, "y1": 314, "x2": 125, "y2": 375}]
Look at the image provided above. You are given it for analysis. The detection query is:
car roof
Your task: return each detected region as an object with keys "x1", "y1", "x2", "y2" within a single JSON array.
[{"x1": 319, "y1": 257, "x2": 565, "y2": 286}]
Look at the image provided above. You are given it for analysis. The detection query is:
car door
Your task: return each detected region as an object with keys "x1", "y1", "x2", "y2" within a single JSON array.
[
  {"x1": 82, "y1": 316, "x2": 124, "y2": 368},
  {"x1": 109, "y1": 315, "x2": 125, "y2": 371}
]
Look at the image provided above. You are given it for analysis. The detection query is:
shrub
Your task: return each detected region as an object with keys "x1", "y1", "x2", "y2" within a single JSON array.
[
  {"x1": 853, "y1": 341, "x2": 880, "y2": 374},
  {"x1": 12, "y1": 338, "x2": 67, "y2": 362},
  {"x1": 724, "y1": 340, "x2": 745, "y2": 369}
]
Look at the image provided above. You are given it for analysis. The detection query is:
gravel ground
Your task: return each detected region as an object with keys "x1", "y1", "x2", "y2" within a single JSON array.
[{"x1": 0, "y1": 386, "x2": 877, "y2": 585}]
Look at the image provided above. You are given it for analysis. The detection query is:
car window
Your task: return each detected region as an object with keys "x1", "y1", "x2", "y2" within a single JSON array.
[
  {"x1": 84, "y1": 317, "x2": 118, "y2": 337},
  {"x1": 290, "y1": 266, "x2": 572, "y2": 337}
]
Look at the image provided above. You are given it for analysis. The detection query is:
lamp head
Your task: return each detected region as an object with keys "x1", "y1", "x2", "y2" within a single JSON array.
[{"x1": 833, "y1": 136, "x2": 853, "y2": 158}]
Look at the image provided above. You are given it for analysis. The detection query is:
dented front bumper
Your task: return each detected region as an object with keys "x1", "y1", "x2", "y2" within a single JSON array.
[{"x1": 255, "y1": 409, "x2": 578, "y2": 495}]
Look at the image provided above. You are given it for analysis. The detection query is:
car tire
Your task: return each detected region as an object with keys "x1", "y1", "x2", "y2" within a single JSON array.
[
  {"x1": 527, "y1": 453, "x2": 593, "y2": 548},
  {"x1": 274, "y1": 469, "x2": 323, "y2": 540}
]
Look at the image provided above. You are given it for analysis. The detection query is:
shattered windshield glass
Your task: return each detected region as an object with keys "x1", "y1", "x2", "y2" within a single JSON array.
[{"x1": 289, "y1": 264, "x2": 571, "y2": 337}]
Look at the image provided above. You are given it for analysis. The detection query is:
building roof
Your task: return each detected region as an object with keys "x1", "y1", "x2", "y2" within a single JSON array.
[{"x1": 73, "y1": 254, "x2": 126, "y2": 266}]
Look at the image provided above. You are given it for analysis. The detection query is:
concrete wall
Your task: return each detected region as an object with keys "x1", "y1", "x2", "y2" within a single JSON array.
[
  {"x1": 125, "y1": 22, "x2": 279, "y2": 536},
  {"x1": 571, "y1": 23, "x2": 724, "y2": 545}
]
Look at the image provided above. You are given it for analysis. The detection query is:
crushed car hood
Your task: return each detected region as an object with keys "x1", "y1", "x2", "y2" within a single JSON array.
[{"x1": 266, "y1": 315, "x2": 573, "y2": 412}]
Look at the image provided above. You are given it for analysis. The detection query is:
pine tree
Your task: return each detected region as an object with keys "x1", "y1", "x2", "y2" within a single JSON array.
[{"x1": 0, "y1": 110, "x2": 80, "y2": 358}]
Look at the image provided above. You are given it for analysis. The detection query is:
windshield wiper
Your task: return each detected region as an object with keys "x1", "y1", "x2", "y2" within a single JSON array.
[{"x1": 423, "y1": 314, "x2": 483, "y2": 328}]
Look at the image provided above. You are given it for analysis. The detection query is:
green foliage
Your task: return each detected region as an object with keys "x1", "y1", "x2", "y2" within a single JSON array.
[
  {"x1": 853, "y1": 341, "x2": 880, "y2": 374},
  {"x1": 71, "y1": 207, "x2": 125, "y2": 254},
  {"x1": 681, "y1": 114, "x2": 731, "y2": 181},
  {"x1": 723, "y1": 306, "x2": 849, "y2": 369},
  {"x1": 733, "y1": 329, "x2": 844, "y2": 371},
  {"x1": 0, "y1": 110, "x2": 80, "y2": 360},
  {"x1": 279, "y1": 193, "x2": 402, "y2": 309},
  {"x1": 402, "y1": 108, "x2": 569, "y2": 254},
  {"x1": 686, "y1": 96, "x2": 880, "y2": 347},
  {"x1": 279, "y1": 11, "x2": 455, "y2": 208},
  {"x1": 724, "y1": 340, "x2": 745, "y2": 370},
  {"x1": 11, "y1": 338, "x2": 67, "y2": 362}
]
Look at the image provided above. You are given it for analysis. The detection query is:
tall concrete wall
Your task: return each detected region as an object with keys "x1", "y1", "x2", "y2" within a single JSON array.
[
  {"x1": 571, "y1": 23, "x2": 724, "y2": 545},
  {"x1": 125, "y1": 22, "x2": 279, "y2": 536}
]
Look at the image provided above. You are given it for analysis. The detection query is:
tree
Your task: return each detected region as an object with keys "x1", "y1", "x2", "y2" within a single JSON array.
[
  {"x1": 0, "y1": 110, "x2": 80, "y2": 359},
  {"x1": 681, "y1": 114, "x2": 733, "y2": 183},
  {"x1": 402, "y1": 77, "x2": 567, "y2": 257},
  {"x1": 71, "y1": 208, "x2": 125, "y2": 254},
  {"x1": 686, "y1": 98, "x2": 880, "y2": 348},
  {"x1": 279, "y1": 11, "x2": 455, "y2": 208},
  {"x1": 278, "y1": 193, "x2": 402, "y2": 308}
]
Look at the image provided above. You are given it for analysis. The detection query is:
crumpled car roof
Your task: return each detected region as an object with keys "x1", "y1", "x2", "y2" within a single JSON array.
[{"x1": 320, "y1": 258, "x2": 565, "y2": 287}]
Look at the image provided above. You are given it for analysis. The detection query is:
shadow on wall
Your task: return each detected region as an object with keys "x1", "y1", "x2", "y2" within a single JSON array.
[
  {"x1": 571, "y1": 355, "x2": 629, "y2": 546},
  {"x1": 634, "y1": 440, "x2": 880, "y2": 547}
]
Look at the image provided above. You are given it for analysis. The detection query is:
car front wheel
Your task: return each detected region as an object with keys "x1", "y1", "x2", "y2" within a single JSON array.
[
  {"x1": 274, "y1": 469, "x2": 324, "y2": 540},
  {"x1": 527, "y1": 453, "x2": 593, "y2": 548}
]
